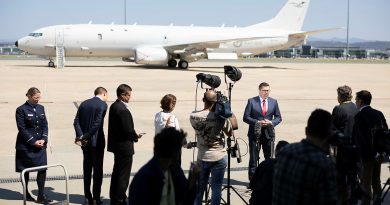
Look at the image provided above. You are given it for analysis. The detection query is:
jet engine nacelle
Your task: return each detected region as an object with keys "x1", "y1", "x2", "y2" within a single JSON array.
[{"x1": 135, "y1": 47, "x2": 168, "y2": 65}]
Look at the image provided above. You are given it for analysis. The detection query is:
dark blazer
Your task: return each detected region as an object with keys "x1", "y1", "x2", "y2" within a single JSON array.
[
  {"x1": 353, "y1": 106, "x2": 388, "y2": 161},
  {"x1": 15, "y1": 102, "x2": 48, "y2": 151},
  {"x1": 128, "y1": 157, "x2": 196, "y2": 205},
  {"x1": 107, "y1": 99, "x2": 138, "y2": 156},
  {"x1": 243, "y1": 96, "x2": 282, "y2": 137},
  {"x1": 332, "y1": 101, "x2": 358, "y2": 138},
  {"x1": 74, "y1": 96, "x2": 107, "y2": 148}
]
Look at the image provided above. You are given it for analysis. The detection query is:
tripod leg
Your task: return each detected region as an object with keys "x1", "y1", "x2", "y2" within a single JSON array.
[
  {"x1": 375, "y1": 179, "x2": 390, "y2": 205},
  {"x1": 256, "y1": 139, "x2": 261, "y2": 166},
  {"x1": 270, "y1": 139, "x2": 275, "y2": 159}
]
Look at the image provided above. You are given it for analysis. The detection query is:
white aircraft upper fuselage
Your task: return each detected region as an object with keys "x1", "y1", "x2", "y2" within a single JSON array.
[{"x1": 16, "y1": 0, "x2": 331, "y2": 68}]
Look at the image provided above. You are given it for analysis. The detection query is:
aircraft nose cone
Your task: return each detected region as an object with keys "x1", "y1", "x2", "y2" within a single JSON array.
[{"x1": 15, "y1": 41, "x2": 18, "y2": 47}]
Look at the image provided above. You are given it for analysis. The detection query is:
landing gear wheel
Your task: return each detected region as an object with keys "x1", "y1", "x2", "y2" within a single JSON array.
[
  {"x1": 168, "y1": 59, "x2": 177, "y2": 68},
  {"x1": 178, "y1": 60, "x2": 189, "y2": 69},
  {"x1": 48, "y1": 61, "x2": 55, "y2": 68}
]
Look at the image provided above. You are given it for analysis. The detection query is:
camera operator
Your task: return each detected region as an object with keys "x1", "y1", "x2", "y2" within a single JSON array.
[
  {"x1": 190, "y1": 90, "x2": 232, "y2": 205},
  {"x1": 353, "y1": 90, "x2": 388, "y2": 205}
]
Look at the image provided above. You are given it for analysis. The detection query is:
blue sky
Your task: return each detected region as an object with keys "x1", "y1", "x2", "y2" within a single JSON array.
[{"x1": 0, "y1": 0, "x2": 389, "y2": 41}]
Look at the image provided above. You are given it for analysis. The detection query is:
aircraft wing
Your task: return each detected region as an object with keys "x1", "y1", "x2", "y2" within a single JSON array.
[
  {"x1": 289, "y1": 28, "x2": 342, "y2": 39},
  {"x1": 163, "y1": 35, "x2": 283, "y2": 54}
]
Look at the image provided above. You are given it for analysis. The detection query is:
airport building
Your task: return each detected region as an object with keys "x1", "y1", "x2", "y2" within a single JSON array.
[
  {"x1": 0, "y1": 45, "x2": 21, "y2": 55},
  {"x1": 257, "y1": 45, "x2": 390, "y2": 60},
  {"x1": 1, "y1": 44, "x2": 389, "y2": 60}
]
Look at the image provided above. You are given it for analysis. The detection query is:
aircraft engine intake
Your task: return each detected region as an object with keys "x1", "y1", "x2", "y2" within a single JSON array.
[{"x1": 135, "y1": 47, "x2": 168, "y2": 65}]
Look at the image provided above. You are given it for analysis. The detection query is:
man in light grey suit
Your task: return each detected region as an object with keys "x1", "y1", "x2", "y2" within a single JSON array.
[{"x1": 243, "y1": 82, "x2": 282, "y2": 180}]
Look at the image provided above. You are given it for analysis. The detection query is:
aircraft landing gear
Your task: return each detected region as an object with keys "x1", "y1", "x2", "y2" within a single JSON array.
[
  {"x1": 48, "y1": 60, "x2": 55, "y2": 68},
  {"x1": 178, "y1": 60, "x2": 189, "y2": 69},
  {"x1": 168, "y1": 59, "x2": 177, "y2": 68}
]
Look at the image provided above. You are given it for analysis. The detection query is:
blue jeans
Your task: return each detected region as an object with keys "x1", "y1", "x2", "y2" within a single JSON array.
[{"x1": 195, "y1": 155, "x2": 227, "y2": 205}]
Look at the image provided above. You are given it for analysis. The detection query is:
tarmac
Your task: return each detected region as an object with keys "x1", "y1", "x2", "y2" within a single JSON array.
[{"x1": 0, "y1": 57, "x2": 389, "y2": 204}]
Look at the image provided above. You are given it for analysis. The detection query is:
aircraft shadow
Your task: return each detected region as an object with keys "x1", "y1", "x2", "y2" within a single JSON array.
[{"x1": 12, "y1": 64, "x2": 293, "y2": 72}]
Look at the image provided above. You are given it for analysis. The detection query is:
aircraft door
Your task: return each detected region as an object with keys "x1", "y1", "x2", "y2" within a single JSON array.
[{"x1": 55, "y1": 29, "x2": 64, "y2": 46}]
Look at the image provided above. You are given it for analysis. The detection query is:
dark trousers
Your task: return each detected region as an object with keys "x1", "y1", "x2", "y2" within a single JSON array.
[
  {"x1": 360, "y1": 159, "x2": 381, "y2": 205},
  {"x1": 248, "y1": 136, "x2": 271, "y2": 180},
  {"x1": 82, "y1": 146, "x2": 104, "y2": 201},
  {"x1": 24, "y1": 171, "x2": 46, "y2": 197},
  {"x1": 109, "y1": 153, "x2": 133, "y2": 205}
]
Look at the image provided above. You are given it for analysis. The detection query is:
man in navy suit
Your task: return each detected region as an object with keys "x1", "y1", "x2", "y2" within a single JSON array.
[
  {"x1": 107, "y1": 84, "x2": 143, "y2": 205},
  {"x1": 353, "y1": 90, "x2": 387, "y2": 205},
  {"x1": 243, "y1": 82, "x2": 282, "y2": 180},
  {"x1": 74, "y1": 87, "x2": 108, "y2": 205}
]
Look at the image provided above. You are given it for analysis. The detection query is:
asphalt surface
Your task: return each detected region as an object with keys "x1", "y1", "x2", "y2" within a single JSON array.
[{"x1": 0, "y1": 58, "x2": 389, "y2": 204}]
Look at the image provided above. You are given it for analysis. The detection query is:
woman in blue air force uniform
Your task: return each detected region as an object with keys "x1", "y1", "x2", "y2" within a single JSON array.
[{"x1": 15, "y1": 87, "x2": 52, "y2": 203}]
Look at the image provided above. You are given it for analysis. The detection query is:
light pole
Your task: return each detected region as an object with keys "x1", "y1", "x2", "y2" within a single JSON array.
[
  {"x1": 346, "y1": 0, "x2": 350, "y2": 59},
  {"x1": 124, "y1": 0, "x2": 127, "y2": 24}
]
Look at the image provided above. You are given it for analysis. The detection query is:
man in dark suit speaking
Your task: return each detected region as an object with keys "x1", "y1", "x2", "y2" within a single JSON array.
[
  {"x1": 74, "y1": 87, "x2": 108, "y2": 205},
  {"x1": 108, "y1": 84, "x2": 143, "y2": 205},
  {"x1": 243, "y1": 82, "x2": 282, "y2": 180}
]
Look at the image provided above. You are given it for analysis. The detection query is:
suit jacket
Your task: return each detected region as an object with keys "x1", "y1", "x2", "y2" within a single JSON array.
[
  {"x1": 15, "y1": 102, "x2": 48, "y2": 151},
  {"x1": 107, "y1": 99, "x2": 138, "y2": 156},
  {"x1": 243, "y1": 96, "x2": 282, "y2": 138},
  {"x1": 332, "y1": 101, "x2": 358, "y2": 138},
  {"x1": 74, "y1": 96, "x2": 107, "y2": 148},
  {"x1": 353, "y1": 106, "x2": 388, "y2": 161}
]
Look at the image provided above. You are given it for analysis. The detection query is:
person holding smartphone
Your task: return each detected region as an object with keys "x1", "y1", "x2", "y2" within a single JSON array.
[{"x1": 107, "y1": 84, "x2": 143, "y2": 205}]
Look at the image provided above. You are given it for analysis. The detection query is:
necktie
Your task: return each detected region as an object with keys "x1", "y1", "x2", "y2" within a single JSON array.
[{"x1": 262, "y1": 99, "x2": 267, "y2": 117}]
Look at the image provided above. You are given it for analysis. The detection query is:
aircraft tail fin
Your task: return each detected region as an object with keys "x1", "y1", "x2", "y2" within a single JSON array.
[{"x1": 247, "y1": 0, "x2": 310, "y2": 31}]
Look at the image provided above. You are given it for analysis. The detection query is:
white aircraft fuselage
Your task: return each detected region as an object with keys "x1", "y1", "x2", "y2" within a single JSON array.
[
  {"x1": 18, "y1": 25, "x2": 298, "y2": 57},
  {"x1": 16, "y1": 0, "x2": 326, "y2": 68}
]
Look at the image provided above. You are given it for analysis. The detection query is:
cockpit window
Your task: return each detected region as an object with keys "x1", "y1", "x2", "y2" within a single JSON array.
[{"x1": 28, "y1": 33, "x2": 43, "y2": 37}]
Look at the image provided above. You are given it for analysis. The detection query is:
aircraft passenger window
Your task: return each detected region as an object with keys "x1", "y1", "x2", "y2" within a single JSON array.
[{"x1": 98, "y1": 34, "x2": 102, "y2": 40}]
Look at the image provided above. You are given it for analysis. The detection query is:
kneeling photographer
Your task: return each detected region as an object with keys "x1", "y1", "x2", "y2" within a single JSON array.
[{"x1": 190, "y1": 90, "x2": 232, "y2": 205}]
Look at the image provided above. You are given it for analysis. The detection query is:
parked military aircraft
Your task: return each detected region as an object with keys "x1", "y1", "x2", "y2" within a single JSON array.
[{"x1": 15, "y1": 0, "x2": 332, "y2": 69}]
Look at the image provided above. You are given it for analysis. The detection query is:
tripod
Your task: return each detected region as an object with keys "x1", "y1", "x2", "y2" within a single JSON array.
[
  {"x1": 255, "y1": 134, "x2": 275, "y2": 167},
  {"x1": 374, "y1": 165, "x2": 390, "y2": 205},
  {"x1": 219, "y1": 82, "x2": 248, "y2": 205},
  {"x1": 219, "y1": 135, "x2": 248, "y2": 205}
]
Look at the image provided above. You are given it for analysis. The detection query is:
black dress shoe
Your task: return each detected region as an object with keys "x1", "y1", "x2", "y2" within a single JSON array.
[
  {"x1": 36, "y1": 195, "x2": 53, "y2": 204},
  {"x1": 26, "y1": 192, "x2": 35, "y2": 202}
]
